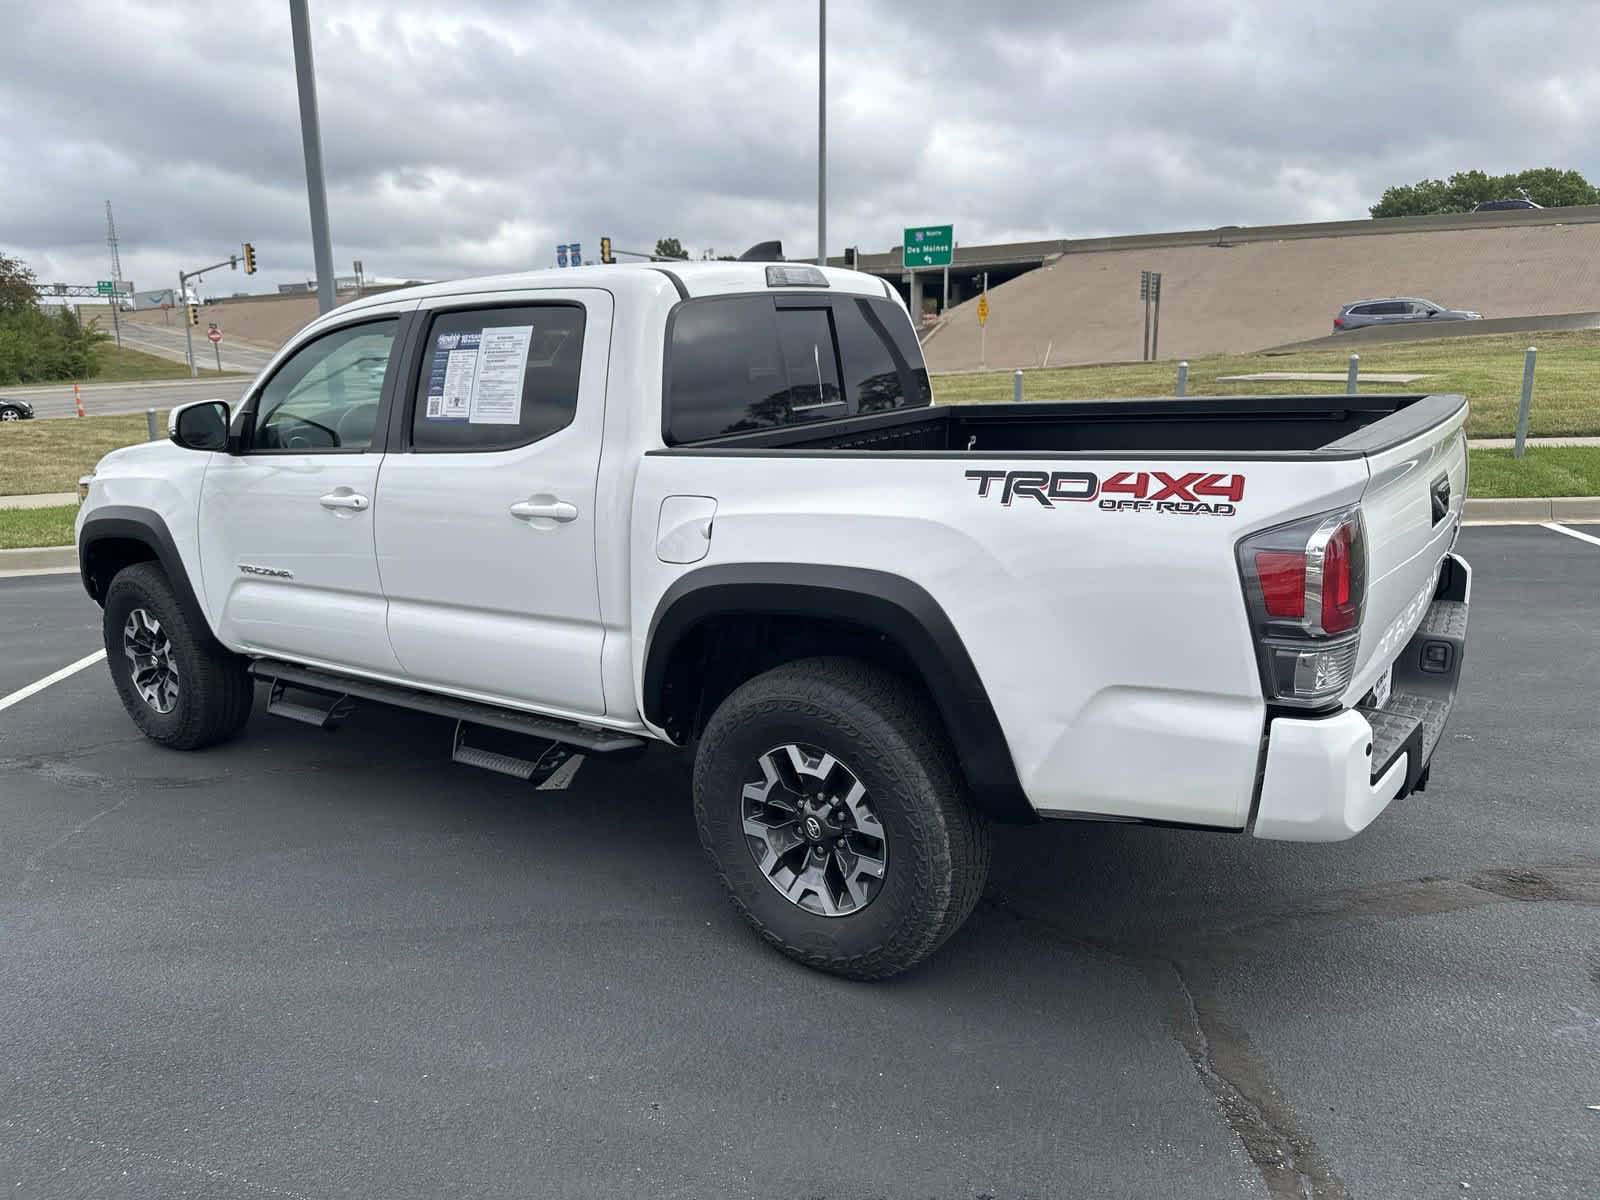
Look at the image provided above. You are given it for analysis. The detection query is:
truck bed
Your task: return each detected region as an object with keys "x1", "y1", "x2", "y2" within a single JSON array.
[{"x1": 666, "y1": 393, "x2": 1465, "y2": 459}]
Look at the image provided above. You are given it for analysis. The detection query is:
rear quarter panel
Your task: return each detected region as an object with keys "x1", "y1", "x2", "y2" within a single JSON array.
[{"x1": 633, "y1": 450, "x2": 1370, "y2": 827}]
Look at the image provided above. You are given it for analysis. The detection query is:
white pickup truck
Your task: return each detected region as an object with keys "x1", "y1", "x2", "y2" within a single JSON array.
[{"x1": 77, "y1": 261, "x2": 1471, "y2": 978}]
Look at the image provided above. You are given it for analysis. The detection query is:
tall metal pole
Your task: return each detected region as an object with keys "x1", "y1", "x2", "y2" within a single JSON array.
[
  {"x1": 290, "y1": 0, "x2": 336, "y2": 315},
  {"x1": 816, "y1": 0, "x2": 826, "y2": 267},
  {"x1": 180, "y1": 270, "x2": 196, "y2": 378},
  {"x1": 980, "y1": 271, "x2": 988, "y2": 369}
]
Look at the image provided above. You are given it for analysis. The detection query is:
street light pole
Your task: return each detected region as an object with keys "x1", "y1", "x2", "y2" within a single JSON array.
[
  {"x1": 289, "y1": 0, "x2": 336, "y2": 316},
  {"x1": 180, "y1": 269, "x2": 195, "y2": 378},
  {"x1": 816, "y1": 0, "x2": 826, "y2": 267}
]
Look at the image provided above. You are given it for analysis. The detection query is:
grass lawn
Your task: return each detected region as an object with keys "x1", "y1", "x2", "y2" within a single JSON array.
[
  {"x1": 0, "y1": 505, "x2": 77, "y2": 549},
  {"x1": 0, "y1": 412, "x2": 165, "y2": 496},
  {"x1": 1, "y1": 399, "x2": 1596, "y2": 511},
  {"x1": 931, "y1": 329, "x2": 1600, "y2": 439},
  {"x1": 1466, "y1": 447, "x2": 1600, "y2": 498},
  {"x1": 88, "y1": 342, "x2": 240, "y2": 383}
]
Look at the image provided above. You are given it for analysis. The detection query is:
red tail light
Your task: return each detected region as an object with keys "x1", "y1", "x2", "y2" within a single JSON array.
[
  {"x1": 1319, "y1": 521, "x2": 1358, "y2": 634},
  {"x1": 1237, "y1": 508, "x2": 1367, "y2": 706},
  {"x1": 1333, "y1": 316, "x2": 1344, "y2": 329},
  {"x1": 1254, "y1": 551, "x2": 1307, "y2": 618}
]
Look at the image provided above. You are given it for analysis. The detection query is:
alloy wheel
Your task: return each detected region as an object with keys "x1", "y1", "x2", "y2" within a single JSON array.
[
  {"x1": 123, "y1": 607, "x2": 180, "y2": 714},
  {"x1": 741, "y1": 743, "x2": 888, "y2": 917}
]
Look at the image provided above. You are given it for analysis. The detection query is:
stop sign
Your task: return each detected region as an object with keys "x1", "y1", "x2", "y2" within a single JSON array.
[{"x1": 206, "y1": 328, "x2": 222, "y2": 344}]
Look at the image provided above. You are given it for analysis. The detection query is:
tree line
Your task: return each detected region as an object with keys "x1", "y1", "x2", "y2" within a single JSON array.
[
  {"x1": 1371, "y1": 168, "x2": 1599, "y2": 217},
  {"x1": 0, "y1": 252, "x2": 109, "y2": 386}
]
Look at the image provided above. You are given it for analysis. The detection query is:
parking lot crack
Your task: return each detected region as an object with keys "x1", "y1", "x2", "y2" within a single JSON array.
[
  {"x1": 14, "y1": 795, "x2": 126, "y2": 898},
  {"x1": 0, "y1": 1116, "x2": 319, "y2": 1199},
  {"x1": 1160, "y1": 959, "x2": 1349, "y2": 1200}
]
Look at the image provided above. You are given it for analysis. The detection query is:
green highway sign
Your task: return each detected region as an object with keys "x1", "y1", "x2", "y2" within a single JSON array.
[
  {"x1": 96, "y1": 280, "x2": 114, "y2": 295},
  {"x1": 903, "y1": 224, "x2": 953, "y2": 268}
]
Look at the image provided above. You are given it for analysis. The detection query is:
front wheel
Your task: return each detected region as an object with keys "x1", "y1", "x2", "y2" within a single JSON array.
[
  {"x1": 103, "y1": 562, "x2": 254, "y2": 749},
  {"x1": 693, "y1": 657, "x2": 991, "y2": 980}
]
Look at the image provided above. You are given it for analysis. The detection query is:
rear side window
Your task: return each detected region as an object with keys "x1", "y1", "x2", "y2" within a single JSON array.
[
  {"x1": 834, "y1": 298, "x2": 932, "y2": 412},
  {"x1": 411, "y1": 304, "x2": 585, "y2": 452},
  {"x1": 664, "y1": 295, "x2": 929, "y2": 444}
]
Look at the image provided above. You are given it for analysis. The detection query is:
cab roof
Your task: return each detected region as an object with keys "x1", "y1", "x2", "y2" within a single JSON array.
[{"x1": 332, "y1": 261, "x2": 894, "y2": 321}]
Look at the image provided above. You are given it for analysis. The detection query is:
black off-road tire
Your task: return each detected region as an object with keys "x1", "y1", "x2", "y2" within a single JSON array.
[
  {"x1": 693, "y1": 657, "x2": 991, "y2": 980},
  {"x1": 103, "y1": 562, "x2": 254, "y2": 750}
]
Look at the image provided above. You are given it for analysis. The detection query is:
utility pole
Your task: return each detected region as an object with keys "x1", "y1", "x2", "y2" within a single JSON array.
[
  {"x1": 289, "y1": 0, "x2": 336, "y2": 315},
  {"x1": 816, "y1": 0, "x2": 826, "y2": 267},
  {"x1": 105, "y1": 201, "x2": 123, "y2": 349},
  {"x1": 180, "y1": 269, "x2": 195, "y2": 377},
  {"x1": 981, "y1": 271, "x2": 988, "y2": 369}
]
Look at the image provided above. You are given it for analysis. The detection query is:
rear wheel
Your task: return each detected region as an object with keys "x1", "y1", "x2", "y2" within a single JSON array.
[
  {"x1": 103, "y1": 562, "x2": 254, "y2": 749},
  {"x1": 693, "y1": 657, "x2": 990, "y2": 980}
]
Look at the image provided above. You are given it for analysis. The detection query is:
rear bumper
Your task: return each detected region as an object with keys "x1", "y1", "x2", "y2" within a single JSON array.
[{"x1": 1253, "y1": 553, "x2": 1470, "y2": 842}]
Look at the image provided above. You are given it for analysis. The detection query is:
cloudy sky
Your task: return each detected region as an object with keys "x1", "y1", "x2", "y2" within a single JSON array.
[{"x1": 6, "y1": 0, "x2": 1599, "y2": 293}]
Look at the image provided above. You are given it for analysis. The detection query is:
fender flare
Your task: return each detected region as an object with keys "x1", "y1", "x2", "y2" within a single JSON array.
[
  {"x1": 644, "y1": 563, "x2": 1035, "y2": 823},
  {"x1": 78, "y1": 506, "x2": 217, "y2": 647}
]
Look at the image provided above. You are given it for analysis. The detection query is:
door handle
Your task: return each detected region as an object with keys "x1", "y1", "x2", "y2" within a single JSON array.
[
  {"x1": 510, "y1": 499, "x2": 578, "y2": 523},
  {"x1": 319, "y1": 491, "x2": 370, "y2": 511}
]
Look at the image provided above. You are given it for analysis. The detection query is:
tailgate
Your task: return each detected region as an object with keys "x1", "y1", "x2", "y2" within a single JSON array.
[{"x1": 1342, "y1": 399, "x2": 1469, "y2": 705}]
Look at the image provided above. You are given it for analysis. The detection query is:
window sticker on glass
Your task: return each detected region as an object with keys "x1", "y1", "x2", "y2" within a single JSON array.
[
  {"x1": 425, "y1": 331, "x2": 479, "y2": 421},
  {"x1": 422, "y1": 325, "x2": 534, "y2": 423},
  {"x1": 469, "y1": 326, "x2": 534, "y2": 425}
]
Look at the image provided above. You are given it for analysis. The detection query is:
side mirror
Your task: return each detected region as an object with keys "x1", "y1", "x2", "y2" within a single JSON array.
[{"x1": 169, "y1": 399, "x2": 231, "y2": 452}]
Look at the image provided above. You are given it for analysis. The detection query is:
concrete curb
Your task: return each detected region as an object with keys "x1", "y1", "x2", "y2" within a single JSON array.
[
  {"x1": 0, "y1": 545, "x2": 76, "y2": 573},
  {"x1": 1464, "y1": 497, "x2": 1600, "y2": 524},
  {"x1": 0, "y1": 492, "x2": 79, "y2": 510}
]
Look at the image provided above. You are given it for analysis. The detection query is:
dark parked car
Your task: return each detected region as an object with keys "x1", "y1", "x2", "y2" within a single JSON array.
[
  {"x1": 1333, "y1": 298, "x2": 1481, "y2": 332},
  {"x1": 1472, "y1": 198, "x2": 1543, "y2": 212},
  {"x1": 0, "y1": 399, "x2": 34, "y2": 422}
]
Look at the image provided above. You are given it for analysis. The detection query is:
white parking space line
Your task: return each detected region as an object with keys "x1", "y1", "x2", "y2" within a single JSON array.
[
  {"x1": 0, "y1": 650, "x2": 107, "y2": 713},
  {"x1": 1542, "y1": 522, "x2": 1600, "y2": 549}
]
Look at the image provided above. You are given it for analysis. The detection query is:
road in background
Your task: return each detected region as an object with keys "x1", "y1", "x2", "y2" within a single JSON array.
[
  {"x1": 110, "y1": 319, "x2": 276, "y2": 374},
  {"x1": 0, "y1": 377, "x2": 251, "y2": 419},
  {"x1": 1, "y1": 526, "x2": 1597, "y2": 1198}
]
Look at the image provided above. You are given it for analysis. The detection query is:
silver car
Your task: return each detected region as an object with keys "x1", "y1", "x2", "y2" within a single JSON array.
[{"x1": 1334, "y1": 297, "x2": 1481, "y2": 332}]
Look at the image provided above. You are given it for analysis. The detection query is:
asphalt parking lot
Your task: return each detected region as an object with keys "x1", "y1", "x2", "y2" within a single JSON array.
[{"x1": 2, "y1": 525, "x2": 1597, "y2": 1200}]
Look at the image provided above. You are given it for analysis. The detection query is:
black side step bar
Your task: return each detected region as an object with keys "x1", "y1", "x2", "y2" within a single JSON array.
[
  {"x1": 266, "y1": 679, "x2": 355, "y2": 730},
  {"x1": 249, "y1": 659, "x2": 647, "y2": 754},
  {"x1": 450, "y1": 721, "x2": 586, "y2": 788}
]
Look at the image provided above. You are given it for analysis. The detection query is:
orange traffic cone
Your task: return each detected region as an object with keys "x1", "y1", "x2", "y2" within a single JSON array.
[{"x1": 73, "y1": 383, "x2": 85, "y2": 418}]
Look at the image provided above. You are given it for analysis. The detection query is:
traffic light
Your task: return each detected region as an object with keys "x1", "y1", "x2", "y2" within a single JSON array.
[
  {"x1": 187, "y1": 304, "x2": 199, "y2": 327},
  {"x1": 600, "y1": 236, "x2": 614, "y2": 265},
  {"x1": 242, "y1": 242, "x2": 257, "y2": 274}
]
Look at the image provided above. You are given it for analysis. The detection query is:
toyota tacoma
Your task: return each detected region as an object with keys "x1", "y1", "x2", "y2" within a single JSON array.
[{"x1": 77, "y1": 261, "x2": 1471, "y2": 978}]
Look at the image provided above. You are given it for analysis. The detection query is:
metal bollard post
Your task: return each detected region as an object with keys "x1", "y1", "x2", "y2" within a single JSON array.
[
  {"x1": 1345, "y1": 353, "x2": 1359, "y2": 395},
  {"x1": 1012, "y1": 370, "x2": 1024, "y2": 403},
  {"x1": 145, "y1": 408, "x2": 159, "y2": 442},
  {"x1": 1513, "y1": 347, "x2": 1537, "y2": 459},
  {"x1": 1176, "y1": 361, "x2": 1189, "y2": 397}
]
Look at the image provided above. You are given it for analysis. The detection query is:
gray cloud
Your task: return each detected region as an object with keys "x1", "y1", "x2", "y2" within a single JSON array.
[{"x1": 4, "y1": 0, "x2": 1598, "y2": 293}]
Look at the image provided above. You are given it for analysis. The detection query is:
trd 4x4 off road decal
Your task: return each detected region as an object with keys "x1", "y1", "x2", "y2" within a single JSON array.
[{"x1": 965, "y1": 469, "x2": 1244, "y2": 516}]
